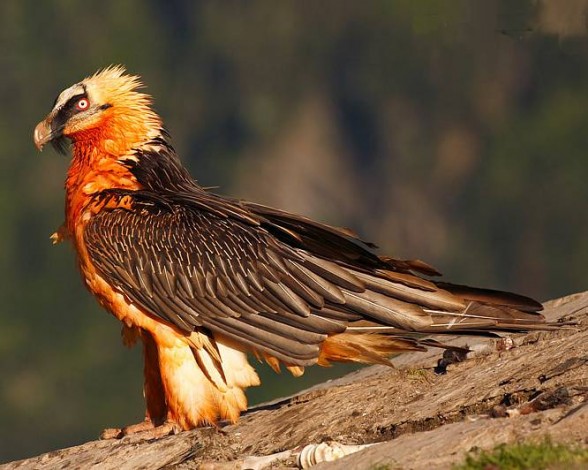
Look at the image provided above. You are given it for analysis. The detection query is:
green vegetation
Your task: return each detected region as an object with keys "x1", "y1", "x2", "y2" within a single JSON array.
[
  {"x1": 454, "y1": 439, "x2": 588, "y2": 470},
  {"x1": 406, "y1": 367, "x2": 431, "y2": 382}
]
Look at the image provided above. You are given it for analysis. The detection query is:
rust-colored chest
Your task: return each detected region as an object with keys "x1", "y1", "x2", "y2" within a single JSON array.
[
  {"x1": 65, "y1": 147, "x2": 141, "y2": 235},
  {"x1": 63, "y1": 146, "x2": 143, "y2": 318}
]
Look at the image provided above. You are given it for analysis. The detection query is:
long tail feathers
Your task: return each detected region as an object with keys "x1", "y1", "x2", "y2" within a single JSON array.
[{"x1": 311, "y1": 267, "x2": 552, "y2": 369}]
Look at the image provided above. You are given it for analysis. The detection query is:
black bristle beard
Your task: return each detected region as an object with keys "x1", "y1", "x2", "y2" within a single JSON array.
[{"x1": 51, "y1": 135, "x2": 70, "y2": 155}]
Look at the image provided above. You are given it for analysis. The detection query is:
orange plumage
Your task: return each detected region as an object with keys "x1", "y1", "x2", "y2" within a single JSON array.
[{"x1": 34, "y1": 66, "x2": 549, "y2": 437}]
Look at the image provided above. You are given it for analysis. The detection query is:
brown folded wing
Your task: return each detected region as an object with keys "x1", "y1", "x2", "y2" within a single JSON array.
[{"x1": 84, "y1": 190, "x2": 545, "y2": 366}]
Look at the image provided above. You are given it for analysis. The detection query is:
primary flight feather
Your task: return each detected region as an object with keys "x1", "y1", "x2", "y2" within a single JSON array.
[{"x1": 34, "y1": 66, "x2": 547, "y2": 437}]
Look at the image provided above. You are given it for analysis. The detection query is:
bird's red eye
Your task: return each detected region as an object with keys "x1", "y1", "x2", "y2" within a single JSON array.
[{"x1": 76, "y1": 98, "x2": 89, "y2": 110}]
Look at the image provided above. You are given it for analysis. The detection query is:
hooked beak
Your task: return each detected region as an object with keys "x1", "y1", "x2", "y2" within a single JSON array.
[{"x1": 33, "y1": 118, "x2": 53, "y2": 151}]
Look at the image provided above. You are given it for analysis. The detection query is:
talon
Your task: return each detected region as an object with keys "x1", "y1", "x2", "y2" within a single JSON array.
[
  {"x1": 148, "y1": 420, "x2": 181, "y2": 438},
  {"x1": 120, "y1": 418, "x2": 156, "y2": 436},
  {"x1": 101, "y1": 419, "x2": 180, "y2": 440}
]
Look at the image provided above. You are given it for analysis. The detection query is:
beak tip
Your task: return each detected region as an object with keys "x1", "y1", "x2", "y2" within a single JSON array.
[{"x1": 33, "y1": 120, "x2": 50, "y2": 151}]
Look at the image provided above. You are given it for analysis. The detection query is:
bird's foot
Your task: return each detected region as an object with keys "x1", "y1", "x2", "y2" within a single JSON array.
[
  {"x1": 50, "y1": 223, "x2": 69, "y2": 245},
  {"x1": 100, "y1": 418, "x2": 181, "y2": 440}
]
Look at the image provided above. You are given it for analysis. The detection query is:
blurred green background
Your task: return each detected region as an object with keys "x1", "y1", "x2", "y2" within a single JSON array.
[{"x1": 1, "y1": 0, "x2": 587, "y2": 462}]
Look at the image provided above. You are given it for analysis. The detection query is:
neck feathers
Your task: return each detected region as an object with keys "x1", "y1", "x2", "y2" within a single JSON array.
[
  {"x1": 71, "y1": 107, "x2": 162, "y2": 160},
  {"x1": 65, "y1": 126, "x2": 197, "y2": 233}
]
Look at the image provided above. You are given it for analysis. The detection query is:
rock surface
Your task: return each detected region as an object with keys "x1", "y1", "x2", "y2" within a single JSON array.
[{"x1": 3, "y1": 292, "x2": 587, "y2": 470}]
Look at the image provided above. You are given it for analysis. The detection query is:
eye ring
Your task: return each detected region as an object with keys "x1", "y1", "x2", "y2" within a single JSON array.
[{"x1": 76, "y1": 98, "x2": 89, "y2": 111}]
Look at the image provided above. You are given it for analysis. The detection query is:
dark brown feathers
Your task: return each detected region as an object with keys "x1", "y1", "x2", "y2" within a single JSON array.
[{"x1": 83, "y1": 179, "x2": 546, "y2": 366}]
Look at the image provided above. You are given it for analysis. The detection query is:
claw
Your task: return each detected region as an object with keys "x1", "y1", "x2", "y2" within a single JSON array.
[{"x1": 100, "y1": 418, "x2": 180, "y2": 440}]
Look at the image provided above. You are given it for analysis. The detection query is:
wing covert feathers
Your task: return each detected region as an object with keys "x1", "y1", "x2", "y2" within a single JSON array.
[{"x1": 83, "y1": 188, "x2": 546, "y2": 370}]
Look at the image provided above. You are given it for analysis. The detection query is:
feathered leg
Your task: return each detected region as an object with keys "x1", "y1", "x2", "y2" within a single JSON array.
[
  {"x1": 101, "y1": 330, "x2": 176, "y2": 439},
  {"x1": 142, "y1": 331, "x2": 167, "y2": 425}
]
